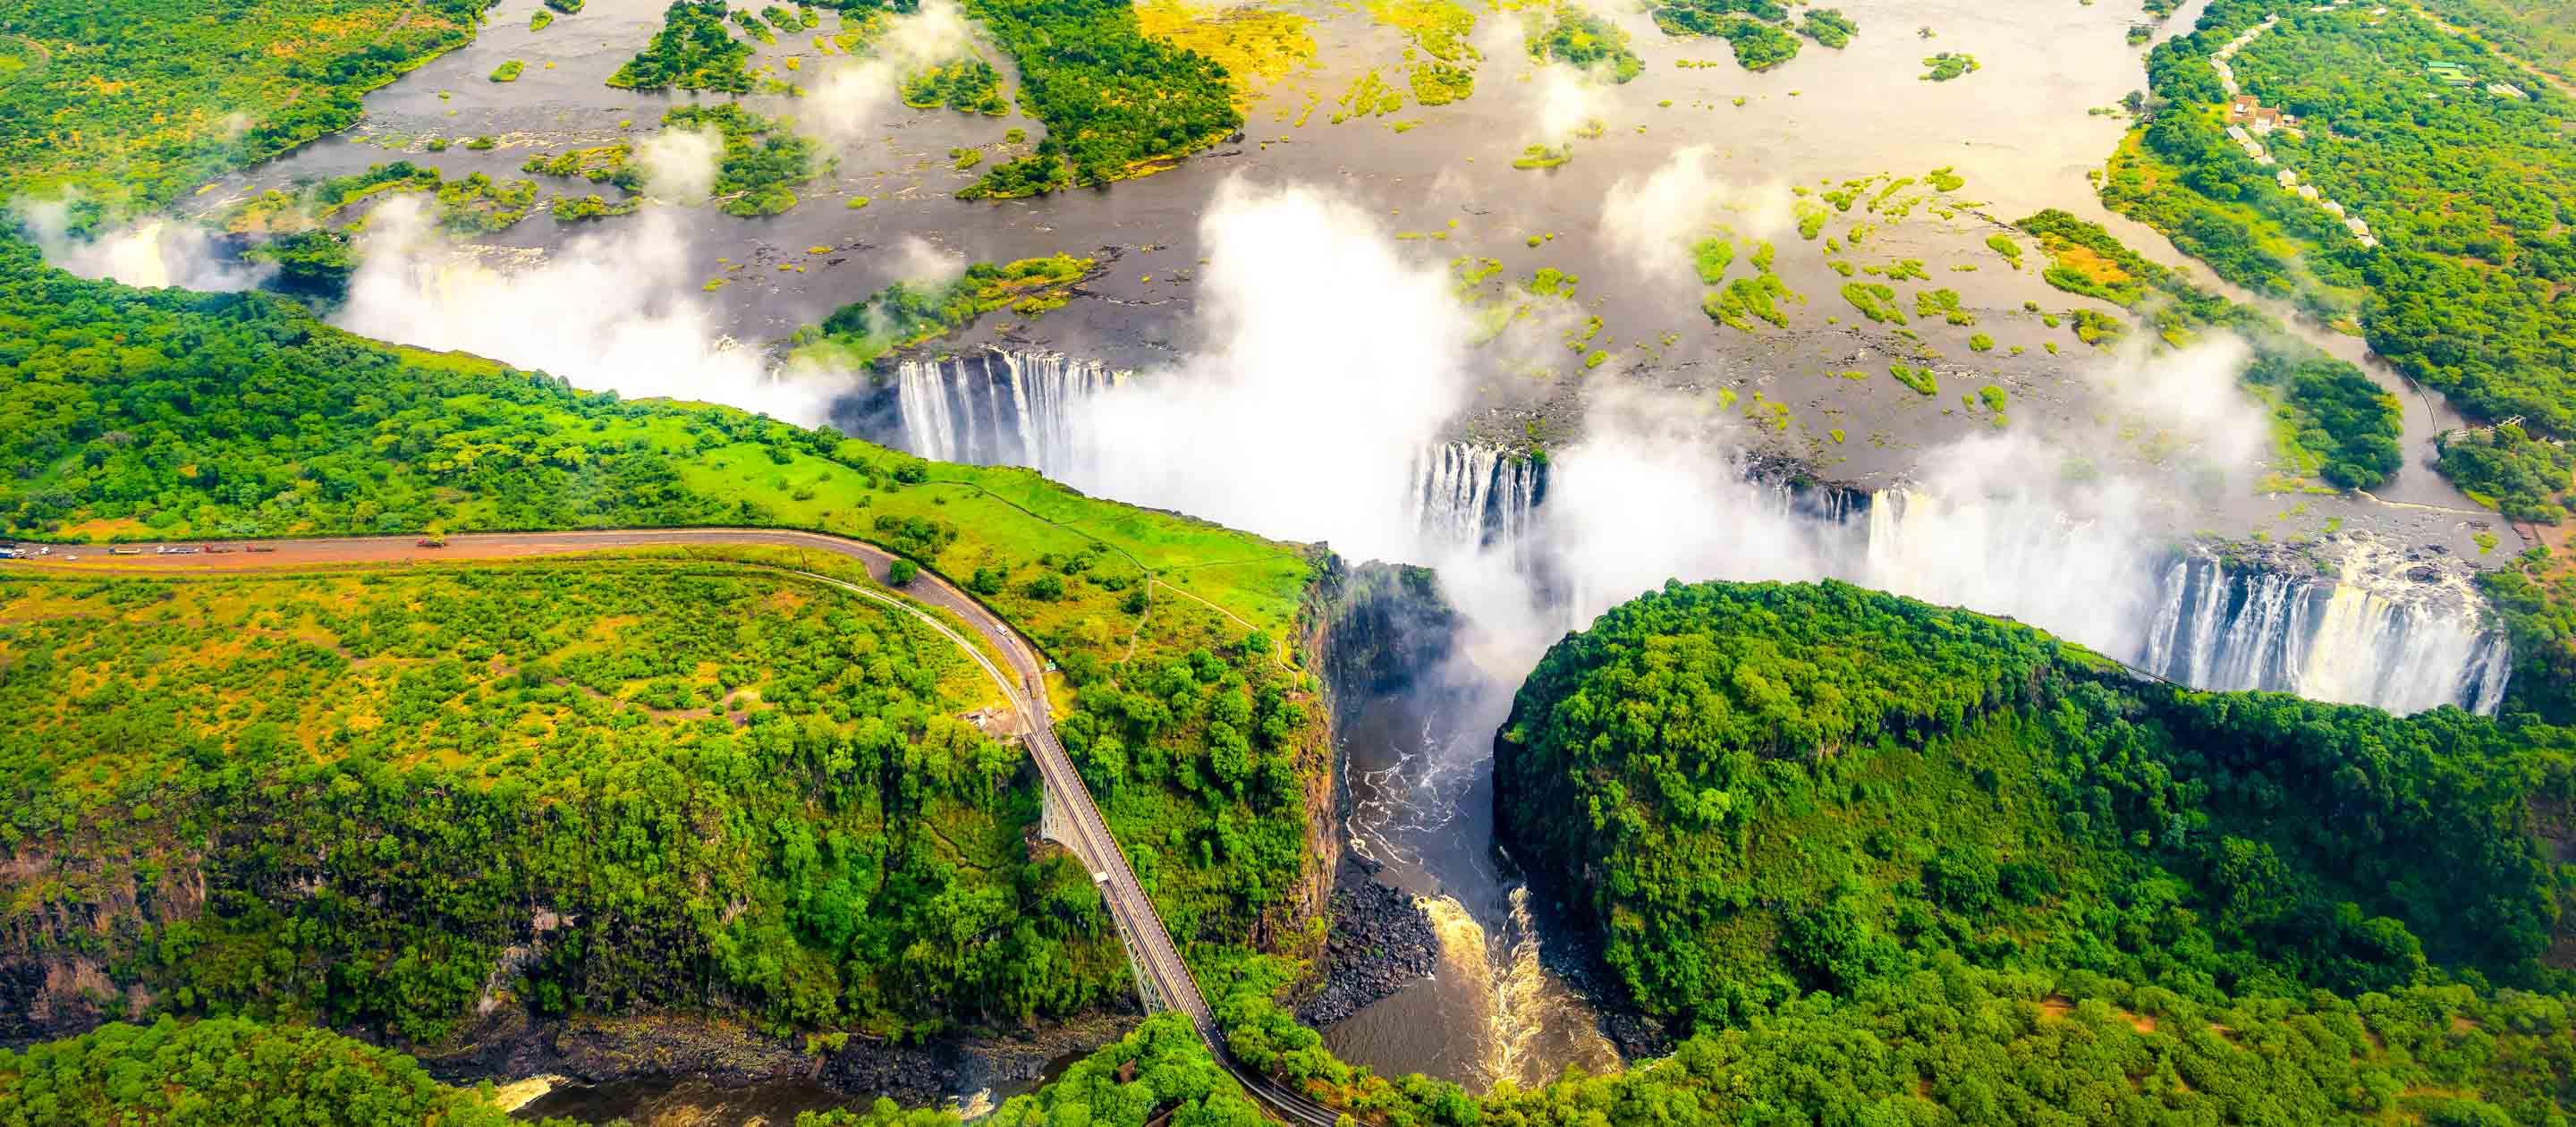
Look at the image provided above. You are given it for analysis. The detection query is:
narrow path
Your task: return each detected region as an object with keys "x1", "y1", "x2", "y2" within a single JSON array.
[
  {"x1": 2353, "y1": 488, "x2": 2496, "y2": 518},
  {"x1": 4, "y1": 529, "x2": 1343, "y2": 1125}
]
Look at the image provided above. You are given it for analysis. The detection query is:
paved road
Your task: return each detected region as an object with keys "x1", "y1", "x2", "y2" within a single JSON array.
[{"x1": 5, "y1": 530, "x2": 1345, "y2": 1124}]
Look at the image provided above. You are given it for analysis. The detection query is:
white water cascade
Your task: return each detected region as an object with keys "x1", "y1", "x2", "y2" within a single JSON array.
[
  {"x1": 1859, "y1": 490, "x2": 2510, "y2": 715},
  {"x1": 872, "y1": 350, "x2": 2510, "y2": 717},
  {"x1": 1405, "y1": 443, "x2": 1544, "y2": 566},
  {"x1": 2136, "y1": 545, "x2": 2512, "y2": 716},
  {"x1": 1415, "y1": 888, "x2": 1617, "y2": 1090},
  {"x1": 891, "y1": 351, "x2": 1123, "y2": 475}
]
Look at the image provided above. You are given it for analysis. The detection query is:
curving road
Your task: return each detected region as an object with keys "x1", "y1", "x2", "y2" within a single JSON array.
[{"x1": 4, "y1": 529, "x2": 1347, "y2": 1124}]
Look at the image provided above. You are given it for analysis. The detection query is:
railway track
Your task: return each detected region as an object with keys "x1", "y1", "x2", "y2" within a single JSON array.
[{"x1": 4, "y1": 528, "x2": 1351, "y2": 1124}]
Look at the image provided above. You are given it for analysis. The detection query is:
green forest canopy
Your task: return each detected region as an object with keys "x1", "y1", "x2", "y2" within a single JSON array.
[
  {"x1": 1, "y1": 1011, "x2": 1259, "y2": 1127},
  {"x1": 2110, "y1": 1, "x2": 2576, "y2": 477},
  {"x1": 948, "y1": 0, "x2": 1242, "y2": 198},
  {"x1": 1496, "y1": 580, "x2": 2576, "y2": 1028},
  {"x1": 0, "y1": 0, "x2": 479, "y2": 219},
  {"x1": 0, "y1": 1016, "x2": 567, "y2": 1126},
  {"x1": 0, "y1": 226, "x2": 1330, "y2": 1024},
  {"x1": 1197, "y1": 579, "x2": 2576, "y2": 1127},
  {"x1": 1, "y1": 564, "x2": 1135, "y2": 1044},
  {"x1": 606, "y1": 0, "x2": 755, "y2": 92}
]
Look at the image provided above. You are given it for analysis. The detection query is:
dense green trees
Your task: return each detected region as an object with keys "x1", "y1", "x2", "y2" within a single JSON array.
[
  {"x1": 1199, "y1": 580, "x2": 2576, "y2": 1126},
  {"x1": 0, "y1": 1016, "x2": 567, "y2": 1126},
  {"x1": 0, "y1": 226, "x2": 1326, "y2": 1002},
  {"x1": 1648, "y1": 0, "x2": 1808, "y2": 70},
  {"x1": 902, "y1": 57, "x2": 1011, "y2": 114},
  {"x1": 2112, "y1": 2, "x2": 2576, "y2": 481},
  {"x1": 1529, "y1": 5, "x2": 1642, "y2": 82},
  {"x1": 0, "y1": 0, "x2": 479, "y2": 216},
  {"x1": 1494, "y1": 580, "x2": 2576, "y2": 1030},
  {"x1": 2019, "y1": 209, "x2": 2402, "y2": 488},
  {"x1": 2445, "y1": 424, "x2": 2576, "y2": 522},
  {"x1": 1798, "y1": 7, "x2": 1857, "y2": 48},
  {"x1": 2425, "y1": 0, "x2": 2576, "y2": 80},
  {"x1": 1, "y1": 566, "x2": 1127, "y2": 1041},
  {"x1": 954, "y1": 0, "x2": 1241, "y2": 199},
  {"x1": 662, "y1": 103, "x2": 819, "y2": 216},
  {"x1": 1226, "y1": 953, "x2": 2576, "y2": 1127},
  {"x1": 608, "y1": 0, "x2": 755, "y2": 92}
]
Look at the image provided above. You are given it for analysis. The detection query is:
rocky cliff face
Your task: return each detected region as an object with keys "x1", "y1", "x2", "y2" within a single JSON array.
[
  {"x1": 1289, "y1": 554, "x2": 1456, "y2": 1009},
  {"x1": 1301, "y1": 555, "x2": 1462, "y2": 712}
]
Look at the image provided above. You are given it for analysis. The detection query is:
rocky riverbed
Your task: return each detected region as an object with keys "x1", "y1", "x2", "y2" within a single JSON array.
[
  {"x1": 1301, "y1": 859, "x2": 1441, "y2": 1028},
  {"x1": 411, "y1": 1002, "x2": 1140, "y2": 1123}
]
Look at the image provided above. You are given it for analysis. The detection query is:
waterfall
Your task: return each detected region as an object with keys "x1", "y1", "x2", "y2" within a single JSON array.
[
  {"x1": 1855, "y1": 491, "x2": 2508, "y2": 716},
  {"x1": 876, "y1": 347, "x2": 2512, "y2": 718},
  {"x1": 2120, "y1": 543, "x2": 2509, "y2": 715},
  {"x1": 1406, "y1": 443, "x2": 1545, "y2": 566},
  {"x1": 888, "y1": 351, "x2": 1123, "y2": 475},
  {"x1": 1854, "y1": 487, "x2": 2161, "y2": 657},
  {"x1": 1416, "y1": 889, "x2": 1616, "y2": 1090}
]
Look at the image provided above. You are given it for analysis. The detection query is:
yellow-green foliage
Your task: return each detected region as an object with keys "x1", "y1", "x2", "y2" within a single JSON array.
[
  {"x1": 1338, "y1": 69, "x2": 1404, "y2": 117},
  {"x1": 1915, "y1": 286, "x2": 1973, "y2": 325},
  {"x1": 1839, "y1": 281, "x2": 1905, "y2": 323},
  {"x1": 1512, "y1": 143, "x2": 1572, "y2": 169},
  {"x1": 1367, "y1": 0, "x2": 1479, "y2": 104},
  {"x1": 1796, "y1": 200, "x2": 1831, "y2": 239},
  {"x1": 1132, "y1": 0, "x2": 1318, "y2": 97},
  {"x1": 0, "y1": 563, "x2": 1133, "y2": 1040},
  {"x1": 1692, "y1": 236, "x2": 1736, "y2": 284},
  {"x1": 2072, "y1": 307, "x2": 2127, "y2": 345},
  {"x1": 1705, "y1": 274, "x2": 1793, "y2": 332},
  {"x1": 0, "y1": 0, "x2": 480, "y2": 212},
  {"x1": 0, "y1": 1018, "x2": 529, "y2": 1125}
]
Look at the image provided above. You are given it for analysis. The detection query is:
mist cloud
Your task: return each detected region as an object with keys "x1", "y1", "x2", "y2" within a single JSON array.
[
  {"x1": 637, "y1": 125, "x2": 724, "y2": 202},
  {"x1": 17, "y1": 199, "x2": 270, "y2": 292},
  {"x1": 1532, "y1": 390, "x2": 2177, "y2": 669},
  {"x1": 335, "y1": 196, "x2": 834, "y2": 424},
  {"x1": 805, "y1": 0, "x2": 982, "y2": 148},
  {"x1": 891, "y1": 234, "x2": 967, "y2": 287},
  {"x1": 2088, "y1": 335, "x2": 2271, "y2": 475},
  {"x1": 1530, "y1": 63, "x2": 1609, "y2": 142},
  {"x1": 1597, "y1": 147, "x2": 1792, "y2": 283},
  {"x1": 1070, "y1": 177, "x2": 1475, "y2": 564}
]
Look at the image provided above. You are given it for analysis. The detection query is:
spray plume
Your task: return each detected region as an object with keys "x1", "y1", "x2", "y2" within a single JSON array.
[{"x1": 335, "y1": 196, "x2": 833, "y2": 423}]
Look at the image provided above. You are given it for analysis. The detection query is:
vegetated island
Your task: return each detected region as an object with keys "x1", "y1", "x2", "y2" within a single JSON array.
[
  {"x1": 945, "y1": 0, "x2": 1241, "y2": 199},
  {"x1": 606, "y1": 0, "x2": 754, "y2": 93},
  {"x1": 1530, "y1": 4, "x2": 1644, "y2": 82},
  {"x1": 791, "y1": 254, "x2": 1097, "y2": 367},
  {"x1": 1647, "y1": 0, "x2": 1853, "y2": 70},
  {"x1": 661, "y1": 102, "x2": 818, "y2": 216}
]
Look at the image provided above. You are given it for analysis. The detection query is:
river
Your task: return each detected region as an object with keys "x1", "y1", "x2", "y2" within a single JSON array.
[
  {"x1": 64, "y1": 0, "x2": 2513, "y2": 1113},
  {"x1": 1323, "y1": 666, "x2": 1622, "y2": 1090}
]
